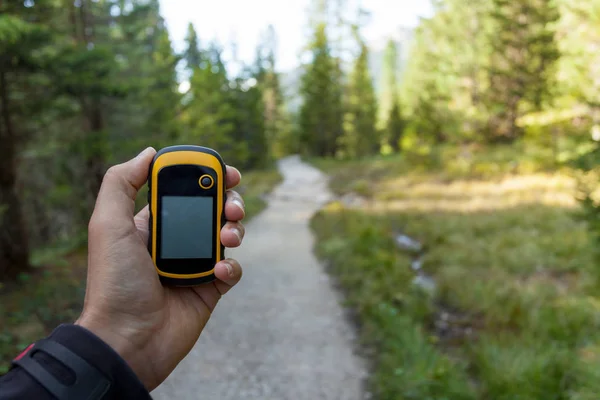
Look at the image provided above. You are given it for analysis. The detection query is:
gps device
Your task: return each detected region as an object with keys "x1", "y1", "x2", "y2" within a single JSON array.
[{"x1": 147, "y1": 145, "x2": 226, "y2": 286}]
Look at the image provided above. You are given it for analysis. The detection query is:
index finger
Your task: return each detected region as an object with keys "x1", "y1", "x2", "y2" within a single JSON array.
[{"x1": 226, "y1": 166, "x2": 241, "y2": 189}]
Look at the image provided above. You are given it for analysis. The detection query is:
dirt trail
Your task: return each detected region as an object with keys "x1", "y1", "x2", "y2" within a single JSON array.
[{"x1": 152, "y1": 156, "x2": 367, "y2": 400}]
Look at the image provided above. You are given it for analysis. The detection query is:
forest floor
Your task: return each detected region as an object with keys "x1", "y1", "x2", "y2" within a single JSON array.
[
  {"x1": 0, "y1": 168, "x2": 282, "y2": 373},
  {"x1": 310, "y1": 145, "x2": 600, "y2": 399}
]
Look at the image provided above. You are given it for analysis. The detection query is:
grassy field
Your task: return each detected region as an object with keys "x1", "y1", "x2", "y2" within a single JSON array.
[
  {"x1": 0, "y1": 167, "x2": 282, "y2": 372},
  {"x1": 311, "y1": 146, "x2": 600, "y2": 400}
]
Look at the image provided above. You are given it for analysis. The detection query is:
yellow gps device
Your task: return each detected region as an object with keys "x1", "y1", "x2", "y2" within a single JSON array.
[{"x1": 147, "y1": 145, "x2": 226, "y2": 286}]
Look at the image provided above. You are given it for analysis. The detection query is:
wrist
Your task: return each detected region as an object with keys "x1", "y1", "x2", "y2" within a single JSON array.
[{"x1": 75, "y1": 314, "x2": 157, "y2": 390}]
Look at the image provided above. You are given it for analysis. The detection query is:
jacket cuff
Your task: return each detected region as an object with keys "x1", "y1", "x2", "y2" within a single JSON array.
[{"x1": 45, "y1": 324, "x2": 151, "y2": 399}]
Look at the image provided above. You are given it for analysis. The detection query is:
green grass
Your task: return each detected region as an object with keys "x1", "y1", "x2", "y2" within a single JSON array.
[
  {"x1": 0, "y1": 166, "x2": 282, "y2": 373},
  {"x1": 0, "y1": 250, "x2": 87, "y2": 373},
  {"x1": 311, "y1": 146, "x2": 600, "y2": 399}
]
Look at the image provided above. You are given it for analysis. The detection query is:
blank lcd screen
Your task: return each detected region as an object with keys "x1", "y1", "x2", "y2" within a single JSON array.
[{"x1": 160, "y1": 196, "x2": 214, "y2": 259}]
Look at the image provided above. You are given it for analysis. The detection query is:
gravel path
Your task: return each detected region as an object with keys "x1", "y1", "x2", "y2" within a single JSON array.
[{"x1": 152, "y1": 156, "x2": 367, "y2": 400}]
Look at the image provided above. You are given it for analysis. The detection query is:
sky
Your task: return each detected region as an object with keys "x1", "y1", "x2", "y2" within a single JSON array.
[{"x1": 159, "y1": 0, "x2": 434, "y2": 73}]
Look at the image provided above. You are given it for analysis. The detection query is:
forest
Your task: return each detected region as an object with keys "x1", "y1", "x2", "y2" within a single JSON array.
[
  {"x1": 0, "y1": 0, "x2": 285, "y2": 281},
  {"x1": 4, "y1": 0, "x2": 600, "y2": 397},
  {"x1": 4, "y1": 0, "x2": 597, "y2": 282}
]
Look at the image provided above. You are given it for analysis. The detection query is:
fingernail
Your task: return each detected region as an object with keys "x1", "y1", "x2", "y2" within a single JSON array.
[
  {"x1": 232, "y1": 227, "x2": 242, "y2": 244},
  {"x1": 232, "y1": 198, "x2": 245, "y2": 216},
  {"x1": 225, "y1": 262, "x2": 234, "y2": 278}
]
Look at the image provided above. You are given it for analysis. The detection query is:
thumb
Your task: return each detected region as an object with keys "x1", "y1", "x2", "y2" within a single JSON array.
[{"x1": 92, "y1": 147, "x2": 156, "y2": 221}]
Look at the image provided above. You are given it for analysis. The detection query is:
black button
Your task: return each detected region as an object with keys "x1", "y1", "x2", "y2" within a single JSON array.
[{"x1": 201, "y1": 176, "x2": 212, "y2": 188}]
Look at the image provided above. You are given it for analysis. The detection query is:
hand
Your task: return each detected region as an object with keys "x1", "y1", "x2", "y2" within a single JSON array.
[{"x1": 75, "y1": 147, "x2": 245, "y2": 391}]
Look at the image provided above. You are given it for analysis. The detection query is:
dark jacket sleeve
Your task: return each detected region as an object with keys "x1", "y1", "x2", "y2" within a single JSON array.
[{"x1": 0, "y1": 324, "x2": 151, "y2": 399}]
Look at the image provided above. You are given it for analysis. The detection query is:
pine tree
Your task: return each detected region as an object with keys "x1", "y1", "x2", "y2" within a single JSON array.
[
  {"x1": 140, "y1": 11, "x2": 181, "y2": 147},
  {"x1": 185, "y1": 43, "x2": 249, "y2": 166},
  {"x1": 184, "y1": 23, "x2": 202, "y2": 71},
  {"x1": 401, "y1": 0, "x2": 494, "y2": 144},
  {"x1": 231, "y1": 67, "x2": 268, "y2": 169},
  {"x1": 486, "y1": 0, "x2": 559, "y2": 141},
  {"x1": 343, "y1": 29, "x2": 378, "y2": 157},
  {"x1": 0, "y1": 5, "x2": 50, "y2": 278},
  {"x1": 0, "y1": 1, "x2": 185, "y2": 281},
  {"x1": 298, "y1": 23, "x2": 344, "y2": 157},
  {"x1": 257, "y1": 25, "x2": 291, "y2": 158},
  {"x1": 387, "y1": 99, "x2": 404, "y2": 152},
  {"x1": 48, "y1": 0, "x2": 123, "y2": 214},
  {"x1": 379, "y1": 40, "x2": 400, "y2": 126},
  {"x1": 98, "y1": 0, "x2": 182, "y2": 151},
  {"x1": 381, "y1": 40, "x2": 405, "y2": 151}
]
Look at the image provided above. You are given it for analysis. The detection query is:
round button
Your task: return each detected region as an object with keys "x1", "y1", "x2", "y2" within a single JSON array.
[{"x1": 199, "y1": 175, "x2": 214, "y2": 189}]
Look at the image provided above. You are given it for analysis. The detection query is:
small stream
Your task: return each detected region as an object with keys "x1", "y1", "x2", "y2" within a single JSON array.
[
  {"x1": 394, "y1": 232, "x2": 476, "y2": 345},
  {"x1": 394, "y1": 233, "x2": 437, "y2": 294},
  {"x1": 336, "y1": 191, "x2": 475, "y2": 343}
]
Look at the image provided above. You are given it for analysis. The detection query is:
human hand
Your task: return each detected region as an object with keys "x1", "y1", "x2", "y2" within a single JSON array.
[{"x1": 75, "y1": 147, "x2": 245, "y2": 391}]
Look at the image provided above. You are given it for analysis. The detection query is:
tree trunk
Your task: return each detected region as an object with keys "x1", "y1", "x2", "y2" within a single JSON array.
[
  {"x1": 505, "y1": 96, "x2": 520, "y2": 141},
  {"x1": 79, "y1": 97, "x2": 106, "y2": 213},
  {"x1": 74, "y1": 0, "x2": 105, "y2": 210},
  {"x1": 87, "y1": 100, "x2": 105, "y2": 201},
  {"x1": 0, "y1": 70, "x2": 31, "y2": 280}
]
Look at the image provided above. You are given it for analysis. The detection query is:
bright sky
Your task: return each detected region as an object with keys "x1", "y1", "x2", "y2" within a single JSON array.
[{"x1": 159, "y1": 0, "x2": 433, "y2": 72}]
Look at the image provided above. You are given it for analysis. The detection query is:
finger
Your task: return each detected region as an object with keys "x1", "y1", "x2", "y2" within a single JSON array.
[
  {"x1": 136, "y1": 190, "x2": 245, "y2": 244},
  {"x1": 214, "y1": 258, "x2": 243, "y2": 295},
  {"x1": 226, "y1": 166, "x2": 241, "y2": 189},
  {"x1": 225, "y1": 190, "x2": 245, "y2": 221},
  {"x1": 91, "y1": 147, "x2": 156, "y2": 224},
  {"x1": 134, "y1": 205, "x2": 150, "y2": 243},
  {"x1": 221, "y1": 221, "x2": 245, "y2": 248}
]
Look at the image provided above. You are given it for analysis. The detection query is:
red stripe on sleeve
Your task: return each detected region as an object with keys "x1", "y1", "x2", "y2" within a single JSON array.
[{"x1": 13, "y1": 343, "x2": 35, "y2": 362}]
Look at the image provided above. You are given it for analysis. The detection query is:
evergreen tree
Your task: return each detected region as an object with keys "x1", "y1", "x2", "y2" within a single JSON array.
[
  {"x1": 184, "y1": 43, "x2": 248, "y2": 166},
  {"x1": 555, "y1": 0, "x2": 600, "y2": 108},
  {"x1": 387, "y1": 99, "x2": 404, "y2": 152},
  {"x1": 139, "y1": 11, "x2": 181, "y2": 148},
  {"x1": 381, "y1": 40, "x2": 404, "y2": 151},
  {"x1": 48, "y1": 0, "x2": 123, "y2": 214},
  {"x1": 298, "y1": 23, "x2": 344, "y2": 157},
  {"x1": 343, "y1": 29, "x2": 378, "y2": 157},
  {"x1": 486, "y1": 0, "x2": 560, "y2": 141},
  {"x1": 401, "y1": 0, "x2": 494, "y2": 144},
  {"x1": 231, "y1": 69, "x2": 268, "y2": 169},
  {"x1": 256, "y1": 25, "x2": 292, "y2": 157},
  {"x1": 102, "y1": 0, "x2": 181, "y2": 151},
  {"x1": 184, "y1": 23, "x2": 202, "y2": 71},
  {"x1": 379, "y1": 39, "x2": 400, "y2": 126},
  {"x1": 0, "y1": 4, "x2": 51, "y2": 278}
]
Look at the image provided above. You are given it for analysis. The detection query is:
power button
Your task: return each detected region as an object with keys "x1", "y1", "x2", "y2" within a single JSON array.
[{"x1": 199, "y1": 175, "x2": 214, "y2": 189}]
